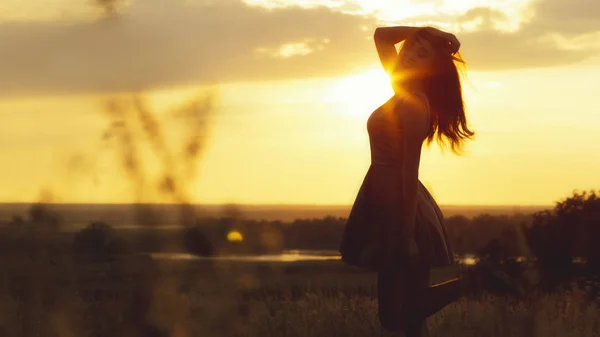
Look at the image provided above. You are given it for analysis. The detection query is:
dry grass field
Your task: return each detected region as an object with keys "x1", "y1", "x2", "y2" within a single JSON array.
[{"x1": 1, "y1": 256, "x2": 598, "y2": 337}]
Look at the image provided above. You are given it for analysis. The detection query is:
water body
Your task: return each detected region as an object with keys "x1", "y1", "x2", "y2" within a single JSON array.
[
  {"x1": 150, "y1": 250, "x2": 479, "y2": 265},
  {"x1": 150, "y1": 250, "x2": 342, "y2": 262}
]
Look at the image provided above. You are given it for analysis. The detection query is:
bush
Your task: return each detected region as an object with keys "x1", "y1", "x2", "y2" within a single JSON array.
[
  {"x1": 72, "y1": 222, "x2": 131, "y2": 262},
  {"x1": 524, "y1": 190, "x2": 600, "y2": 288},
  {"x1": 11, "y1": 203, "x2": 62, "y2": 232},
  {"x1": 182, "y1": 225, "x2": 214, "y2": 257}
]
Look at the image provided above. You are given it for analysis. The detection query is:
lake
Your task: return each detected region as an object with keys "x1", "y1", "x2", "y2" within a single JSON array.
[
  {"x1": 150, "y1": 249, "x2": 342, "y2": 262},
  {"x1": 150, "y1": 250, "x2": 479, "y2": 265}
]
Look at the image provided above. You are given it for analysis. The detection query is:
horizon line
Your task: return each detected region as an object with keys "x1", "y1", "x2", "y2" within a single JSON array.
[{"x1": 0, "y1": 202, "x2": 555, "y2": 208}]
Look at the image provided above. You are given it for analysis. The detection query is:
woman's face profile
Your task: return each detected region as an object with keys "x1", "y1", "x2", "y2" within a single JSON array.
[{"x1": 397, "y1": 35, "x2": 436, "y2": 71}]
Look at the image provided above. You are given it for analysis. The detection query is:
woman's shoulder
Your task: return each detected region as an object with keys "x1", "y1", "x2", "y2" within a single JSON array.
[
  {"x1": 394, "y1": 92, "x2": 430, "y2": 138},
  {"x1": 395, "y1": 92, "x2": 429, "y2": 120}
]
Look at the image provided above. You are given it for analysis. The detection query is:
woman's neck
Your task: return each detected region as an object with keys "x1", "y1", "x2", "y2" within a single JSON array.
[{"x1": 394, "y1": 85, "x2": 425, "y2": 99}]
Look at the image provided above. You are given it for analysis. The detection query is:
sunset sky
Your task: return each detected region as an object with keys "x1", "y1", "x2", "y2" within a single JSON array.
[{"x1": 1, "y1": 0, "x2": 599, "y2": 206}]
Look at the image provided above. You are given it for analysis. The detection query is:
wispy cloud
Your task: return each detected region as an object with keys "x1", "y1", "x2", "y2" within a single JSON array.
[
  {"x1": 1, "y1": 0, "x2": 599, "y2": 96},
  {"x1": 0, "y1": 0, "x2": 375, "y2": 96},
  {"x1": 405, "y1": 1, "x2": 600, "y2": 70}
]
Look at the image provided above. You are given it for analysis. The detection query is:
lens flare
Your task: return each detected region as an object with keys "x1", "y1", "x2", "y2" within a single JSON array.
[{"x1": 227, "y1": 230, "x2": 244, "y2": 242}]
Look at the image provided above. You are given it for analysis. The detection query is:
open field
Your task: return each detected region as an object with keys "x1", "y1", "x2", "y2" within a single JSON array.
[
  {"x1": 0, "y1": 198, "x2": 598, "y2": 336},
  {"x1": 1, "y1": 256, "x2": 598, "y2": 337}
]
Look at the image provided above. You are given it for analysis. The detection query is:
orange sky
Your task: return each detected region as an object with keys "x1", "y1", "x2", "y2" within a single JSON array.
[{"x1": 1, "y1": 0, "x2": 599, "y2": 206}]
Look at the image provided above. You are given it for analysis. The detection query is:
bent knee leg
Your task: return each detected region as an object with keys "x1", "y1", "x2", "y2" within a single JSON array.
[
  {"x1": 377, "y1": 266, "x2": 430, "y2": 332},
  {"x1": 377, "y1": 271, "x2": 408, "y2": 331}
]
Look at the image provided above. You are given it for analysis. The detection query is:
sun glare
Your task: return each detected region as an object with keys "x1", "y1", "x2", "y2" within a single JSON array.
[
  {"x1": 227, "y1": 230, "x2": 244, "y2": 242},
  {"x1": 323, "y1": 69, "x2": 394, "y2": 116}
]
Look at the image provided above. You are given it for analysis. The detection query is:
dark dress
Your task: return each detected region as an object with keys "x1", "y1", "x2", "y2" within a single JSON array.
[{"x1": 339, "y1": 94, "x2": 455, "y2": 272}]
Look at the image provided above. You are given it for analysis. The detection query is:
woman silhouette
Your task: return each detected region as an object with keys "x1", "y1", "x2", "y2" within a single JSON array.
[{"x1": 339, "y1": 26, "x2": 524, "y2": 336}]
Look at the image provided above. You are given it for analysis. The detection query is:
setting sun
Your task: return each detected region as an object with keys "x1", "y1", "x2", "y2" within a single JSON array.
[{"x1": 323, "y1": 68, "x2": 394, "y2": 116}]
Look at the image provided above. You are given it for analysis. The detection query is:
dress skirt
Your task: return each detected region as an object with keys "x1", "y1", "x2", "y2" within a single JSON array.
[{"x1": 339, "y1": 164, "x2": 455, "y2": 272}]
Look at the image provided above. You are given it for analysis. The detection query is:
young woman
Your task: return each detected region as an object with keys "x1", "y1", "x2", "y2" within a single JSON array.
[{"x1": 339, "y1": 26, "x2": 524, "y2": 336}]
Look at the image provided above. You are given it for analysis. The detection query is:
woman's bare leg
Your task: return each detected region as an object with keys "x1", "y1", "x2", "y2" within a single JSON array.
[
  {"x1": 377, "y1": 265, "x2": 472, "y2": 334},
  {"x1": 378, "y1": 260, "x2": 524, "y2": 334},
  {"x1": 409, "y1": 273, "x2": 473, "y2": 322},
  {"x1": 404, "y1": 321, "x2": 430, "y2": 337},
  {"x1": 410, "y1": 259, "x2": 525, "y2": 321},
  {"x1": 404, "y1": 265, "x2": 431, "y2": 337},
  {"x1": 378, "y1": 269, "x2": 407, "y2": 332}
]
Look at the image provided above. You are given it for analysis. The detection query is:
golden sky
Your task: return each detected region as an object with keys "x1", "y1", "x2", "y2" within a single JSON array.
[{"x1": 1, "y1": 0, "x2": 599, "y2": 206}]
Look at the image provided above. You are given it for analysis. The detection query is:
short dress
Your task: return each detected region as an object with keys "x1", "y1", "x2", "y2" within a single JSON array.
[{"x1": 339, "y1": 94, "x2": 455, "y2": 272}]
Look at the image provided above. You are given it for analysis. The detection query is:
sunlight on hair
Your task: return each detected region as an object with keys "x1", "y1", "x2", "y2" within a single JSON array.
[{"x1": 227, "y1": 230, "x2": 244, "y2": 242}]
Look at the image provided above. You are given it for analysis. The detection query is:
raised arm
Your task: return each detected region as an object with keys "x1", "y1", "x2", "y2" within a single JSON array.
[
  {"x1": 374, "y1": 26, "x2": 418, "y2": 74},
  {"x1": 374, "y1": 26, "x2": 461, "y2": 75}
]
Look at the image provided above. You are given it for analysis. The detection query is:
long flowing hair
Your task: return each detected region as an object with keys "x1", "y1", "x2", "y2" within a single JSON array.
[{"x1": 395, "y1": 28, "x2": 475, "y2": 154}]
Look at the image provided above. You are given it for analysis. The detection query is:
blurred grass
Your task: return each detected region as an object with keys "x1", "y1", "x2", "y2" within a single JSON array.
[{"x1": 1, "y1": 257, "x2": 599, "y2": 337}]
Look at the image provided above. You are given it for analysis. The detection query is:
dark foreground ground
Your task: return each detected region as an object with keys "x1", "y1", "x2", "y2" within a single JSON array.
[{"x1": 1, "y1": 254, "x2": 599, "y2": 337}]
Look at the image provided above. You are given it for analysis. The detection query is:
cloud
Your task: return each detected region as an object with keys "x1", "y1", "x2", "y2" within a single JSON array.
[
  {"x1": 459, "y1": 7, "x2": 509, "y2": 29},
  {"x1": 432, "y1": 1, "x2": 600, "y2": 70},
  {"x1": 1, "y1": 0, "x2": 600, "y2": 96},
  {"x1": 531, "y1": 0, "x2": 600, "y2": 36},
  {"x1": 0, "y1": 0, "x2": 376, "y2": 96},
  {"x1": 256, "y1": 38, "x2": 331, "y2": 58},
  {"x1": 95, "y1": 0, "x2": 125, "y2": 16}
]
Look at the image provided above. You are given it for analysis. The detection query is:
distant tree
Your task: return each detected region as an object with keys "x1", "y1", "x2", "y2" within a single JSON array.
[
  {"x1": 445, "y1": 215, "x2": 471, "y2": 254},
  {"x1": 256, "y1": 220, "x2": 284, "y2": 254},
  {"x1": 178, "y1": 203, "x2": 196, "y2": 227},
  {"x1": 215, "y1": 216, "x2": 236, "y2": 239},
  {"x1": 28, "y1": 203, "x2": 61, "y2": 231},
  {"x1": 524, "y1": 190, "x2": 600, "y2": 288},
  {"x1": 182, "y1": 225, "x2": 214, "y2": 256},
  {"x1": 10, "y1": 215, "x2": 25, "y2": 227},
  {"x1": 477, "y1": 239, "x2": 504, "y2": 263},
  {"x1": 134, "y1": 204, "x2": 162, "y2": 227},
  {"x1": 73, "y1": 222, "x2": 131, "y2": 262},
  {"x1": 444, "y1": 213, "x2": 526, "y2": 257}
]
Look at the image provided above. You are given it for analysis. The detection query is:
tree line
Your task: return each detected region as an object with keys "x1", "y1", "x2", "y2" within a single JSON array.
[{"x1": 2, "y1": 189, "x2": 599, "y2": 289}]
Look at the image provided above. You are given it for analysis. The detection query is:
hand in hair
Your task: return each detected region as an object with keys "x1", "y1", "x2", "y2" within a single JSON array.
[{"x1": 423, "y1": 27, "x2": 461, "y2": 54}]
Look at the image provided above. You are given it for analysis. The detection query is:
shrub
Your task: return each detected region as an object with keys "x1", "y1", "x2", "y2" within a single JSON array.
[
  {"x1": 72, "y1": 222, "x2": 131, "y2": 262},
  {"x1": 182, "y1": 225, "x2": 214, "y2": 257},
  {"x1": 524, "y1": 190, "x2": 600, "y2": 288}
]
